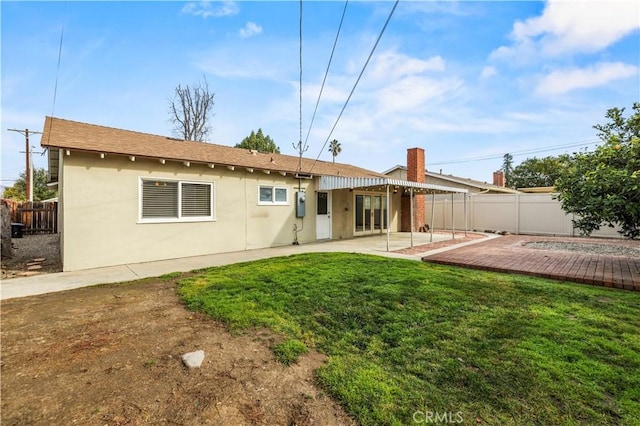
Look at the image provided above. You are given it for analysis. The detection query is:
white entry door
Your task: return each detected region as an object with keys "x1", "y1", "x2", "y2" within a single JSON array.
[{"x1": 316, "y1": 191, "x2": 331, "y2": 240}]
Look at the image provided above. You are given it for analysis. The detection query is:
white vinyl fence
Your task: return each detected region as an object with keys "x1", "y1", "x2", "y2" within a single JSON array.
[{"x1": 427, "y1": 193, "x2": 623, "y2": 238}]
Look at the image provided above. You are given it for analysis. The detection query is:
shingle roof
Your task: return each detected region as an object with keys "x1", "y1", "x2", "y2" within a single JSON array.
[
  {"x1": 40, "y1": 117, "x2": 385, "y2": 179},
  {"x1": 424, "y1": 170, "x2": 519, "y2": 193},
  {"x1": 384, "y1": 165, "x2": 519, "y2": 194}
]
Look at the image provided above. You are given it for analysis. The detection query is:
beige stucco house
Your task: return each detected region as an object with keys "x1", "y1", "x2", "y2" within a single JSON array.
[{"x1": 41, "y1": 117, "x2": 465, "y2": 271}]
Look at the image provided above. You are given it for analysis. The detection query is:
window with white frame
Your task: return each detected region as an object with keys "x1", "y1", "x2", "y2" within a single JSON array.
[
  {"x1": 258, "y1": 185, "x2": 289, "y2": 205},
  {"x1": 140, "y1": 178, "x2": 214, "y2": 221}
]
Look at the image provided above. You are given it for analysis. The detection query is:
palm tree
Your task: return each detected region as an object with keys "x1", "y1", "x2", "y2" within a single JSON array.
[{"x1": 328, "y1": 139, "x2": 342, "y2": 163}]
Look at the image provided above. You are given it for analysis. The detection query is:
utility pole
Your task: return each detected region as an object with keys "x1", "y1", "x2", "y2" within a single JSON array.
[{"x1": 8, "y1": 128, "x2": 43, "y2": 201}]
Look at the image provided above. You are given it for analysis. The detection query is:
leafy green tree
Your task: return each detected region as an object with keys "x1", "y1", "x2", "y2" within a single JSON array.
[
  {"x1": 235, "y1": 129, "x2": 280, "y2": 153},
  {"x1": 2, "y1": 168, "x2": 57, "y2": 201},
  {"x1": 328, "y1": 139, "x2": 341, "y2": 163},
  {"x1": 502, "y1": 153, "x2": 514, "y2": 188},
  {"x1": 510, "y1": 155, "x2": 568, "y2": 189},
  {"x1": 555, "y1": 103, "x2": 640, "y2": 239}
]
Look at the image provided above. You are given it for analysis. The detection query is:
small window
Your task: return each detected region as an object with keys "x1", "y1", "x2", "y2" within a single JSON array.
[
  {"x1": 260, "y1": 187, "x2": 273, "y2": 203},
  {"x1": 275, "y1": 188, "x2": 287, "y2": 203},
  {"x1": 140, "y1": 179, "x2": 214, "y2": 222},
  {"x1": 258, "y1": 185, "x2": 289, "y2": 205}
]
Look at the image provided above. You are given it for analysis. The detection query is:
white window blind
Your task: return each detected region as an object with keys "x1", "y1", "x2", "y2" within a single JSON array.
[
  {"x1": 142, "y1": 180, "x2": 178, "y2": 218},
  {"x1": 181, "y1": 183, "x2": 212, "y2": 217},
  {"x1": 141, "y1": 179, "x2": 213, "y2": 221}
]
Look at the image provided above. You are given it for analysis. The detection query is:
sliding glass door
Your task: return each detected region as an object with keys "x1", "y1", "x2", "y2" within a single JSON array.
[{"x1": 355, "y1": 193, "x2": 387, "y2": 234}]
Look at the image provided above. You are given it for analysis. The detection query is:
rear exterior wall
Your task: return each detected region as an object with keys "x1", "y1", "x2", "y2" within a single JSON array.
[{"x1": 59, "y1": 152, "x2": 315, "y2": 271}]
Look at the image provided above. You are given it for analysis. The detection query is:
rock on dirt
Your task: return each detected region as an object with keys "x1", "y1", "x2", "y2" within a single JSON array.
[{"x1": 182, "y1": 350, "x2": 205, "y2": 369}]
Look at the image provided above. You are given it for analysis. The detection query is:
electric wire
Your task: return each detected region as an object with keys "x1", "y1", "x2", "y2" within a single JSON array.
[
  {"x1": 309, "y1": 0, "x2": 400, "y2": 173},
  {"x1": 429, "y1": 139, "x2": 601, "y2": 166},
  {"x1": 302, "y1": 0, "x2": 348, "y2": 151},
  {"x1": 46, "y1": 1, "x2": 67, "y2": 145}
]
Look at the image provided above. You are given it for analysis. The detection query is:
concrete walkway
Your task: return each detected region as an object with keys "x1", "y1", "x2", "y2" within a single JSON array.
[{"x1": 1, "y1": 232, "x2": 487, "y2": 300}]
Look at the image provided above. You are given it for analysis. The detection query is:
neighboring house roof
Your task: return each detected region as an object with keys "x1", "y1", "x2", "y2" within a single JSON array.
[
  {"x1": 383, "y1": 165, "x2": 520, "y2": 194},
  {"x1": 40, "y1": 117, "x2": 386, "y2": 180},
  {"x1": 518, "y1": 186, "x2": 555, "y2": 193}
]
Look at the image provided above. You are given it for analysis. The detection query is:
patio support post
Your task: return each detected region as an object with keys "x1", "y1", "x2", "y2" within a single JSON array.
[
  {"x1": 451, "y1": 193, "x2": 455, "y2": 240},
  {"x1": 410, "y1": 187, "x2": 414, "y2": 248},
  {"x1": 430, "y1": 192, "x2": 435, "y2": 242},
  {"x1": 386, "y1": 184, "x2": 390, "y2": 252},
  {"x1": 464, "y1": 194, "x2": 467, "y2": 237}
]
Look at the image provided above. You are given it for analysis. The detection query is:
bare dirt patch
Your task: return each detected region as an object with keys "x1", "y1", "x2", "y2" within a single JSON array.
[{"x1": 0, "y1": 279, "x2": 353, "y2": 425}]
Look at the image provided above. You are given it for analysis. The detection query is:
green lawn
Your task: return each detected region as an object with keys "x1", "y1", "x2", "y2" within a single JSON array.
[{"x1": 177, "y1": 253, "x2": 640, "y2": 425}]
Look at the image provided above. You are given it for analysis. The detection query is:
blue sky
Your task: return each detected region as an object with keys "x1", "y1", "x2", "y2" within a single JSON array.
[{"x1": 2, "y1": 1, "x2": 638, "y2": 187}]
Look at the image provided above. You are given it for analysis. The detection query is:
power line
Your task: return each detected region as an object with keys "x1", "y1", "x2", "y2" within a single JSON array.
[
  {"x1": 309, "y1": 0, "x2": 400, "y2": 173},
  {"x1": 46, "y1": 1, "x2": 67, "y2": 145},
  {"x1": 302, "y1": 0, "x2": 348, "y2": 151},
  {"x1": 428, "y1": 139, "x2": 601, "y2": 166}
]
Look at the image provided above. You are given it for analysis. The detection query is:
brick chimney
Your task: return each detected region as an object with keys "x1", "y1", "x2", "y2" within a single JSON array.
[
  {"x1": 493, "y1": 170, "x2": 505, "y2": 187},
  {"x1": 401, "y1": 148, "x2": 426, "y2": 232}
]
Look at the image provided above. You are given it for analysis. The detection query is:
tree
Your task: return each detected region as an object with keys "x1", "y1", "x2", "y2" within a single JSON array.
[
  {"x1": 510, "y1": 155, "x2": 568, "y2": 189},
  {"x1": 2, "y1": 168, "x2": 57, "y2": 201},
  {"x1": 328, "y1": 139, "x2": 341, "y2": 163},
  {"x1": 168, "y1": 76, "x2": 215, "y2": 141},
  {"x1": 235, "y1": 129, "x2": 280, "y2": 153},
  {"x1": 502, "y1": 153, "x2": 514, "y2": 188},
  {"x1": 555, "y1": 103, "x2": 640, "y2": 239}
]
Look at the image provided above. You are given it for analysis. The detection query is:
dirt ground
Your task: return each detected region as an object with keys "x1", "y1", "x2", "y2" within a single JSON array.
[
  {"x1": 0, "y1": 278, "x2": 354, "y2": 425},
  {"x1": 1, "y1": 234, "x2": 63, "y2": 279}
]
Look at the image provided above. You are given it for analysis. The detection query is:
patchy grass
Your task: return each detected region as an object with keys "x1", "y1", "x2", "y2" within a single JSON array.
[
  {"x1": 178, "y1": 253, "x2": 640, "y2": 425},
  {"x1": 272, "y1": 338, "x2": 309, "y2": 365}
]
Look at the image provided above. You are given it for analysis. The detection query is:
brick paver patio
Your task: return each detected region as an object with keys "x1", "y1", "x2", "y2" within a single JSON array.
[{"x1": 422, "y1": 235, "x2": 640, "y2": 291}]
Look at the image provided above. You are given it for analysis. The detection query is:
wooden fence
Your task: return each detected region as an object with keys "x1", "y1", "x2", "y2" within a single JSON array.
[{"x1": 3, "y1": 200, "x2": 58, "y2": 235}]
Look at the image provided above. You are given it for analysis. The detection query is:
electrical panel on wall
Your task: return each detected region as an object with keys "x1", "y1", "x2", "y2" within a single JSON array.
[{"x1": 296, "y1": 191, "x2": 306, "y2": 218}]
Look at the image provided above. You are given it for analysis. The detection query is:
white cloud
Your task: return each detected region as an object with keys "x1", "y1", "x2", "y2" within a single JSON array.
[
  {"x1": 480, "y1": 66, "x2": 496, "y2": 80},
  {"x1": 535, "y1": 62, "x2": 638, "y2": 95},
  {"x1": 182, "y1": 1, "x2": 238, "y2": 19},
  {"x1": 376, "y1": 76, "x2": 464, "y2": 115},
  {"x1": 491, "y1": 0, "x2": 640, "y2": 60},
  {"x1": 368, "y1": 50, "x2": 445, "y2": 81},
  {"x1": 239, "y1": 22, "x2": 263, "y2": 39}
]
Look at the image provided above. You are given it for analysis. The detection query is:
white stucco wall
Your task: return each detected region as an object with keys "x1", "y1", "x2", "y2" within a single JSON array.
[{"x1": 60, "y1": 152, "x2": 316, "y2": 271}]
